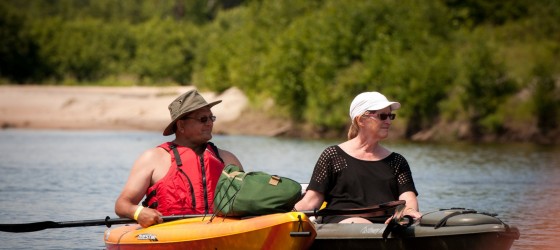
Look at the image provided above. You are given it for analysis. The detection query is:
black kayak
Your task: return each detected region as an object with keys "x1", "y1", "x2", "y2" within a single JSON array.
[{"x1": 311, "y1": 208, "x2": 520, "y2": 250}]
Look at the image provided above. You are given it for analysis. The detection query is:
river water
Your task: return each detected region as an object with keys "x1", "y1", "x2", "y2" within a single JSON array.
[{"x1": 0, "y1": 130, "x2": 558, "y2": 250}]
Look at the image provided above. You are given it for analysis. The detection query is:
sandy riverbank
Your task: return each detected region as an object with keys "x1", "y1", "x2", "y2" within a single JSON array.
[
  {"x1": 0, "y1": 85, "x2": 292, "y2": 137},
  {"x1": 3, "y1": 85, "x2": 558, "y2": 144}
]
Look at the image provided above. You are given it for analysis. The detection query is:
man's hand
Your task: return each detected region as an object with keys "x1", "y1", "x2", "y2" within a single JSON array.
[{"x1": 136, "y1": 207, "x2": 163, "y2": 228}]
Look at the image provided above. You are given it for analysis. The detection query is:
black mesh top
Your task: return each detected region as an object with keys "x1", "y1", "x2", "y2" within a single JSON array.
[{"x1": 308, "y1": 145, "x2": 418, "y2": 212}]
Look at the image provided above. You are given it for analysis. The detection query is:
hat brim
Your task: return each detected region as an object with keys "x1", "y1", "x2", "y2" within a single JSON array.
[{"x1": 162, "y1": 100, "x2": 222, "y2": 136}]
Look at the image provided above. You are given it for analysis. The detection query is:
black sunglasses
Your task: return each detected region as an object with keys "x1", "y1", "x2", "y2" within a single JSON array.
[
  {"x1": 182, "y1": 115, "x2": 216, "y2": 123},
  {"x1": 364, "y1": 113, "x2": 396, "y2": 121}
]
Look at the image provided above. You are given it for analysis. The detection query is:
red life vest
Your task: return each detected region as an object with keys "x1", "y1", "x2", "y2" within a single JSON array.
[{"x1": 142, "y1": 142, "x2": 225, "y2": 215}]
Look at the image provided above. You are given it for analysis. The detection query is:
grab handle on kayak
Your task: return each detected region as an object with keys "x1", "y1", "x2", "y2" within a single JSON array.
[
  {"x1": 288, "y1": 214, "x2": 313, "y2": 237},
  {"x1": 290, "y1": 232, "x2": 312, "y2": 237}
]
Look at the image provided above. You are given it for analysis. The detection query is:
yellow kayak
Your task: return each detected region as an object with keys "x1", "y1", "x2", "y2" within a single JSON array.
[{"x1": 104, "y1": 212, "x2": 316, "y2": 250}]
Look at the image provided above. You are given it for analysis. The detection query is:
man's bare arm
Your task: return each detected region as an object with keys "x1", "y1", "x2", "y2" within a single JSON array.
[{"x1": 114, "y1": 148, "x2": 168, "y2": 227}]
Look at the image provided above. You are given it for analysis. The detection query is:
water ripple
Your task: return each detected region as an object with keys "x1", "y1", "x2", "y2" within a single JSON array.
[{"x1": 0, "y1": 130, "x2": 558, "y2": 250}]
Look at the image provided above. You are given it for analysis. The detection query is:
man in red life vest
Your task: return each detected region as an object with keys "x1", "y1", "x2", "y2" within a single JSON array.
[{"x1": 115, "y1": 90, "x2": 243, "y2": 228}]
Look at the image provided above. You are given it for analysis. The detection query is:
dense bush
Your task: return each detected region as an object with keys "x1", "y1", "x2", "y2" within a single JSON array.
[
  {"x1": 0, "y1": 3, "x2": 47, "y2": 83},
  {"x1": 28, "y1": 18, "x2": 135, "y2": 82},
  {"x1": 131, "y1": 19, "x2": 199, "y2": 84},
  {"x1": 0, "y1": 0, "x2": 558, "y2": 141}
]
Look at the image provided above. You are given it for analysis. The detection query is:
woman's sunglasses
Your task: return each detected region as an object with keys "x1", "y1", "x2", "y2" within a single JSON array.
[{"x1": 363, "y1": 113, "x2": 396, "y2": 121}]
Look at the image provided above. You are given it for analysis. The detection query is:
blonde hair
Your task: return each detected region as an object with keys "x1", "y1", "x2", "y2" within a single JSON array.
[
  {"x1": 348, "y1": 110, "x2": 383, "y2": 139},
  {"x1": 347, "y1": 116, "x2": 361, "y2": 140}
]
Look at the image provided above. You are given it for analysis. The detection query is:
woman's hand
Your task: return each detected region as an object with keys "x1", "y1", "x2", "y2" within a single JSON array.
[
  {"x1": 384, "y1": 206, "x2": 422, "y2": 224},
  {"x1": 404, "y1": 207, "x2": 422, "y2": 220}
]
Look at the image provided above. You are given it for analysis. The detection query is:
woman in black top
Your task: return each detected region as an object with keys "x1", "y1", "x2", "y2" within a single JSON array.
[{"x1": 295, "y1": 91, "x2": 421, "y2": 223}]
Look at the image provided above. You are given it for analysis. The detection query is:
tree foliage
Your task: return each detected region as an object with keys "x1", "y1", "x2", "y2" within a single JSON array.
[{"x1": 0, "y1": 0, "x2": 558, "y2": 141}]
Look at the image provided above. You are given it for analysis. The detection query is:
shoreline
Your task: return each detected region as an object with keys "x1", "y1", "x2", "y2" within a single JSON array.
[
  {"x1": 2, "y1": 85, "x2": 558, "y2": 145},
  {"x1": 0, "y1": 85, "x2": 291, "y2": 137}
]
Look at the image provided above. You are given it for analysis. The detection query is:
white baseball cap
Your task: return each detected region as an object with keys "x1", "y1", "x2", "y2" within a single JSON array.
[{"x1": 349, "y1": 92, "x2": 401, "y2": 120}]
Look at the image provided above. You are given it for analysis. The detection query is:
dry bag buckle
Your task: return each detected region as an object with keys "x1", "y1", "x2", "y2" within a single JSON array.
[{"x1": 269, "y1": 175, "x2": 281, "y2": 186}]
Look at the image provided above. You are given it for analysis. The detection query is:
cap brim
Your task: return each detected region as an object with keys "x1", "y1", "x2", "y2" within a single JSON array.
[
  {"x1": 366, "y1": 102, "x2": 401, "y2": 111},
  {"x1": 162, "y1": 100, "x2": 222, "y2": 136}
]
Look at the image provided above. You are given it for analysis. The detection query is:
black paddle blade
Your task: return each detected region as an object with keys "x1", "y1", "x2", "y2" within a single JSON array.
[{"x1": 0, "y1": 221, "x2": 60, "y2": 233}]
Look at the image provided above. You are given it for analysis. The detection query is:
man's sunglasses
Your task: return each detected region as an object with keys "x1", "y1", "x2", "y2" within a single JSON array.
[
  {"x1": 182, "y1": 115, "x2": 216, "y2": 123},
  {"x1": 363, "y1": 113, "x2": 396, "y2": 121}
]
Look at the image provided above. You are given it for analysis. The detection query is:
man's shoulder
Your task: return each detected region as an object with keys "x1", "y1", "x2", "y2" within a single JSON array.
[{"x1": 140, "y1": 147, "x2": 170, "y2": 161}]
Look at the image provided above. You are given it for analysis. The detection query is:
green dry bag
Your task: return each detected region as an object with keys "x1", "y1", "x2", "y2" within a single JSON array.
[{"x1": 213, "y1": 164, "x2": 302, "y2": 217}]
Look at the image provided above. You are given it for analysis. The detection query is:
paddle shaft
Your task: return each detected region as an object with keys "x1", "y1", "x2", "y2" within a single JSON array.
[
  {"x1": 0, "y1": 214, "x2": 209, "y2": 233},
  {"x1": 0, "y1": 200, "x2": 404, "y2": 233}
]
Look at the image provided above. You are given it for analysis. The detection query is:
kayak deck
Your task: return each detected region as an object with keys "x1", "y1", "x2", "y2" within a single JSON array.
[
  {"x1": 104, "y1": 212, "x2": 316, "y2": 250},
  {"x1": 311, "y1": 223, "x2": 519, "y2": 250}
]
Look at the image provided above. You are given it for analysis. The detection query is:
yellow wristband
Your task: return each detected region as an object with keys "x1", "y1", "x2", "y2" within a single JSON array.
[{"x1": 133, "y1": 206, "x2": 144, "y2": 221}]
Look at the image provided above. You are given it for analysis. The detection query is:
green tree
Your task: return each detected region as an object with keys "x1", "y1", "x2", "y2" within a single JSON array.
[
  {"x1": 457, "y1": 38, "x2": 517, "y2": 137},
  {"x1": 28, "y1": 18, "x2": 135, "y2": 82},
  {"x1": 0, "y1": 3, "x2": 48, "y2": 83},
  {"x1": 131, "y1": 19, "x2": 199, "y2": 84},
  {"x1": 532, "y1": 61, "x2": 559, "y2": 134}
]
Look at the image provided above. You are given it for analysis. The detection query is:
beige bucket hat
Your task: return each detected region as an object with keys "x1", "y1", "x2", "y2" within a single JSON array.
[{"x1": 163, "y1": 90, "x2": 222, "y2": 136}]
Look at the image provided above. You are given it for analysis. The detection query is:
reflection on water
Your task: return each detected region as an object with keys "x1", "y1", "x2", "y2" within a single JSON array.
[{"x1": 0, "y1": 130, "x2": 558, "y2": 250}]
